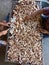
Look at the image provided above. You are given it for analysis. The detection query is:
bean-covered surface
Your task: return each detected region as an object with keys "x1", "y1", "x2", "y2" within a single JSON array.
[{"x1": 6, "y1": 0, "x2": 43, "y2": 65}]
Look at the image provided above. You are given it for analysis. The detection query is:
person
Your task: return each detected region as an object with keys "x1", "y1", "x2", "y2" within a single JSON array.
[
  {"x1": 0, "y1": 13, "x2": 10, "y2": 46},
  {"x1": 22, "y1": 7, "x2": 49, "y2": 34}
]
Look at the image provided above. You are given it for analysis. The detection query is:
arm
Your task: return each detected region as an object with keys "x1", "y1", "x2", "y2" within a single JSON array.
[
  {"x1": 31, "y1": 7, "x2": 49, "y2": 17},
  {"x1": 0, "y1": 22, "x2": 10, "y2": 36},
  {"x1": 39, "y1": 28, "x2": 49, "y2": 34},
  {"x1": 0, "y1": 22, "x2": 10, "y2": 27},
  {"x1": 0, "y1": 29, "x2": 8, "y2": 37},
  {"x1": 31, "y1": 9, "x2": 44, "y2": 17}
]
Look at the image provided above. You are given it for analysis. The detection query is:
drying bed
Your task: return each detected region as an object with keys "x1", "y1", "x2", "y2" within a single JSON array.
[{"x1": 5, "y1": 0, "x2": 43, "y2": 65}]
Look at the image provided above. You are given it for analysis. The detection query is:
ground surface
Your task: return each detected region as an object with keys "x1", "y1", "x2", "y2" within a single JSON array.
[{"x1": 0, "y1": 0, "x2": 11, "y2": 21}]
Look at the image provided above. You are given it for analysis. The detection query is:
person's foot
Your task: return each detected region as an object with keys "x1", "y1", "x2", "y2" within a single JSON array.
[{"x1": 0, "y1": 40, "x2": 7, "y2": 46}]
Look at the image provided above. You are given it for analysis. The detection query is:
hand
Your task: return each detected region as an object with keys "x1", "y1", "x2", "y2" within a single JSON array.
[
  {"x1": 39, "y1": 28, "x2": 49, "y2": 35},
  {"x1": 2, "y1": 29, "x2": 9, "y2": 35},
  {"x1": 0, "y1": 22, "x2": 10, "y2": 27},
  {"x1": 0, "y1": 21, "x2": 10, "y2": 36}
]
